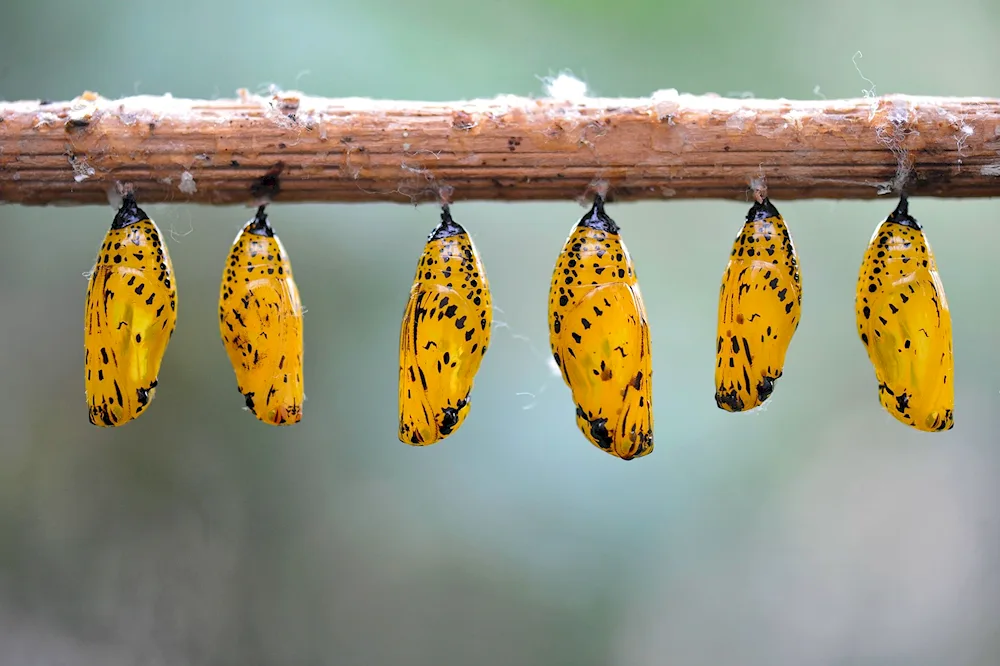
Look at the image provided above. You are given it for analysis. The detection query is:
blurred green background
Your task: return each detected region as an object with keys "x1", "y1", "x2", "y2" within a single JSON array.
[{"x1": 2, "y1": 0, "x2": 1000, "y2": 664}]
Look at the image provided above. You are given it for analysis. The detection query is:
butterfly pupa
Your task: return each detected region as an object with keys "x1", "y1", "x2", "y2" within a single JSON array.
[
  {"x1": 398, "y1": 205, "x2": 492, "y2": 445},
  {"x1": 855, "y1": 195, "x2": 954, "y2": 432},
  {"x1": 219, "y1": 205, "x2": 304, "y2": 425},
  {"x1": 84, "y1": 193, "x2": 177, "y2": 426},
  {"x1": 547, "y1": 194, "x2": 653, "y2": 460},
  {"x1": 715, "y1": 197, "x2": 802, "y2": 412}
]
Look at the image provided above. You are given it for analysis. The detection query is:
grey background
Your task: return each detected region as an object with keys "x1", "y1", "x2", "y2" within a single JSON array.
[{"x1": 1, "y1": 0, "x2": 999, "y2": 664}]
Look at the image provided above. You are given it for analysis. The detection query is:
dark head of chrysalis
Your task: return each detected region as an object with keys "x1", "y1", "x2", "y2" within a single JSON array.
[
  {"x1": 247, "y1": 166, "x2": 283, "y2": 237},
  {"x1": 111, "y1": 191, "x2": 149, "y2": 230},
  {"x1": 746, "y1": 196, "x2": 781, "y2": 222},
  {"x1": 428, "y1": 204, "x2": 466, "y2": 241},
  {"x1": 246, "y1": 205, "x2": 275, "y2": 237},
  {"x1": 885, "y1": 194, "x2": 920, "y2": 230},
  {"x1": 578, "y1": 193, "x2": 620, "y2": 234}
]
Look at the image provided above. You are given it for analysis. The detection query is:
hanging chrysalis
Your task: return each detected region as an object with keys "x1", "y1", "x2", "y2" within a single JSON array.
[
  {"x1": 855, "y1": 195, "x2": 954, "y2": 432},
  {"x1": 715, "y1": 196, "x2": 802, "y2": 411},
  {"x1": 398, "y1": 204, "x2": 493, "y2": 445},
  {"x1": 547, "y1": 194, "x2": 653, "y2": 460},
  {"x1": 84, "y1": 192, "x2": 177, "y2": 426},
  {"x1": 219, "y1": 204, "x2": 304, "y2": 425}
]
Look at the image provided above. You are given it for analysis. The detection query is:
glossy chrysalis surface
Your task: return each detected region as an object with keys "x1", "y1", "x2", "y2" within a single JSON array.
[
  {"x1": 219, "y1": 205, "x2": 304, "y2": 425},
  {"x1": 547, "y1": 195, "x2": 653, "y2": 460},
  {"x1": 84, "y1": 193, "x2": 177, "y2": 426},
  {"x1": 855, "y1": 195, "x2": 954, "y2": 432},
  {"x1": 398, "y1": 205, "x2": 492, "y2": 445},
  {"x1": 715, "y1": 197, "x2": 802, "y2": 412}
]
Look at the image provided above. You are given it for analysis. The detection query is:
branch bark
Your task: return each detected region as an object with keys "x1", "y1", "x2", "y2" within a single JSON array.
[{"x1": 1, "y1": 90, "x2": 999, "y2": 206}]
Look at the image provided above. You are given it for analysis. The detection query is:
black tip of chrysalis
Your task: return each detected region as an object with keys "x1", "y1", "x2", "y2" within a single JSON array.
[
  {"x1": 428, "y1": 204, "x2": 466, "y2": 241},
  {"x1": 747, "y1": 197, "x2": 781, "y2": 223},
  {"x1": 578, "y1": 194, "x2": 620, "y2": 234},
  {"x1": 246, "y1": 205, "x2": 275, "y2": 237},
  {"x1": 886, "y1": 194, "x2": 921, "y2": 230},
  {"x1": 111, "y1": 192, "x2": 149, "y2": 229}
]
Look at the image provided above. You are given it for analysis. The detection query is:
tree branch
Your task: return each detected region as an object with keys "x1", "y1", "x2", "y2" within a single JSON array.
[{"x1": 1, "y1": 90, "x2": 999, "y2": 206}]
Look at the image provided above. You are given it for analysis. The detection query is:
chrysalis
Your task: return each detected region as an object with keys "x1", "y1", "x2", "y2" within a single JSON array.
[
  {"x1": 855, "y1": 195, "x2": 954, "y2": 432},
  {"x1": 715, "y1": 196, "x2": 802, "y2": 411},
  {"x1": 219, "y1": 205, "x2": 304, "y2": 425},
  {"x1": 398, "y1": 205, "x2": 492, "y2": 445},
  {"x1": 547, "y1": 194, "x2": 653, "y2": 460},
  {"x1": 84, "y1": 193, "x2": 177, "y2": 426}
]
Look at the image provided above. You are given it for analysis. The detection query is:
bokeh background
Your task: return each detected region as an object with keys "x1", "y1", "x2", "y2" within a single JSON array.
[{"x1": 2, "y1": 1, "x2": 1000, "y2": 664}]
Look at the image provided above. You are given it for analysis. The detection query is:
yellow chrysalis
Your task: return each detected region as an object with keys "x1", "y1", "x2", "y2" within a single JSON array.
[
  {"x1": 547, "y1": 195, "x2": 653, "y2": 460},
  {"x1": 84, "y1": 193, "x2": 177, "y2": 426},
  {"x1": 398, "y1": 205, "x2": 493, "y2": 445},
  {"x1": 219, "y1": 205, "x2": 304, "y2": 425},
  {"x1": 855, "y1": 195, "x2": 954, "y2": 432},
  {"x1": 715, "y1": 196, "x2": 802, "y2": 411}
]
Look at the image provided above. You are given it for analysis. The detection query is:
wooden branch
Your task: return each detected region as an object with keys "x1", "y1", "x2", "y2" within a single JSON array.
[{"x1": 1, "y1": 90, "x2": 999, "y2": 206}]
